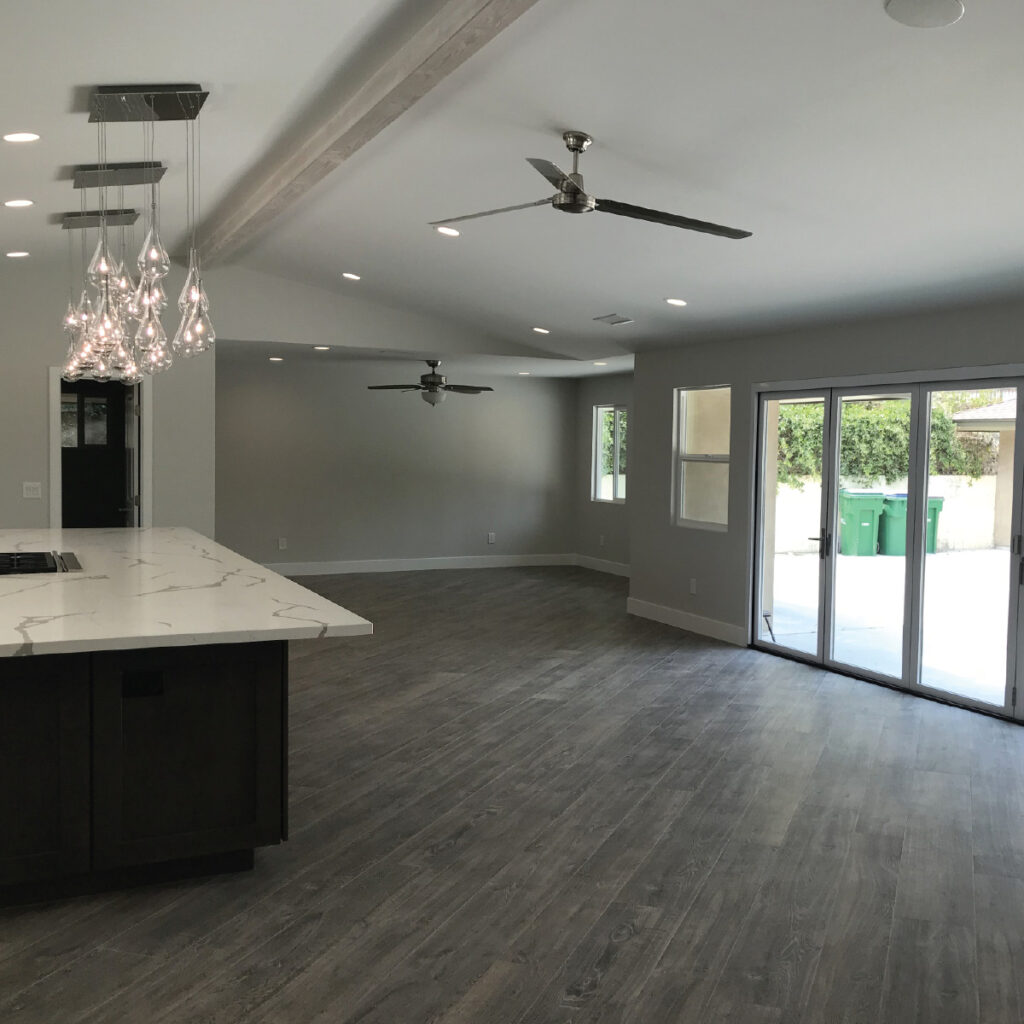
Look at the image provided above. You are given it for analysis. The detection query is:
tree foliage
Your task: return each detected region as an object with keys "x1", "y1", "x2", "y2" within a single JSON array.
[
  {"x1": 601, "y1": 408, "x2": 627, "y2": 473},
  {"x1": 775, "y1": 401, "x2": 987, "y2": 486}
]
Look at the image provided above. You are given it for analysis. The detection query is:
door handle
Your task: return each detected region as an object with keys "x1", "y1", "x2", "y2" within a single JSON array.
[{"x1": 808, "y1": 528, "x2": 827, "y2": 559}]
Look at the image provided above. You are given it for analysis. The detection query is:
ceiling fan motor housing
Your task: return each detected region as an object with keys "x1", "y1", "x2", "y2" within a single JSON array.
[{"x1": 553, "y1": 188, "x2": 596, "y2": 214}]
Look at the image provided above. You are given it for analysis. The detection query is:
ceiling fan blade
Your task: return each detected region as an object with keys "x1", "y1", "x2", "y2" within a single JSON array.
[
  {"x1": 526, "y1": 157, "x2": 571, "y2": 189},
  {"x1": 367, "y1": 384, "x2": 423, "y2": 390},
  {"x1": 444, "y1": 385, "x2": 494, "y2": 394},
  {"x1": 595, "y1": 198, "x2": 752, "y2": 239},
  {"x1": 429, "y1": 196, "x2": 554, "y2": 227}
]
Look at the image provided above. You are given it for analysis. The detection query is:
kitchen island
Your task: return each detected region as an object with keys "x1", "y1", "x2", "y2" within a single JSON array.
[{"x1": 0, "y1": 527, "x2": 372, "y2": 904}]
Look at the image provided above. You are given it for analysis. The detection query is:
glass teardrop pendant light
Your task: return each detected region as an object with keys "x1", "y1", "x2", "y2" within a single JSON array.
[
  {"x1": 62, "y1": 85, "x2": 214, "y2": 383},
  {"x1": 188, "y1": 307, "x2": 215, "y2": 353},
  {"x1": 137, "y1": 225, "x2": 170, "y2": 279},
  {"x1": 142, "y1": 337, "x2": 173, "y2": 374},
  {"x1": 135, "y1": 308, "x2": 166, "y2": 351},
  {"x1": 62, "y1": 301, "x2": 78, "y2": 335},
  {"x1": 86, "y1": 237, "x2": 113, "y2": 287},
  {"x1": 177, "y1": 251, "x2": 200, "y2": 312}
]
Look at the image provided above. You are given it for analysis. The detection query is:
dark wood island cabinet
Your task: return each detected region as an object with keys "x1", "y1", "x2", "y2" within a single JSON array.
[{"x1": 0, "y1": 528, "x2": 371, "y2": 905}]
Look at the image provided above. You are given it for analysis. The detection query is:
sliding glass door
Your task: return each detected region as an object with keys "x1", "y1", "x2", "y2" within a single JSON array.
[
  {"x1": 756, "y1": 395, "x2": 830, "y2": 658},
  {"x1": 755, "y1": 379, "x2": 1024, "y2": 716}
]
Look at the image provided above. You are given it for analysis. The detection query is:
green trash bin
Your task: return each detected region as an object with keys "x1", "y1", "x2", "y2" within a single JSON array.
[
  {"x1": 879, "y1": 493, "x2": 945, "y2": 554},
  {"x1": 927, "y1": 496, "x2": 944, "y2": 554},
  {"x1": 838, "y1": 490, "x2": 885, "y2": 556},
  {"x1": 879, "y1": 494, "x2": 908, "y2": 556}
]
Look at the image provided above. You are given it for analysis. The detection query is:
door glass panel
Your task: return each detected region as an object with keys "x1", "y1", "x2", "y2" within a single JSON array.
[
  {"x1": 920, "y1": 387, "x2": 1014, "y2": 705},
  {"x1": 83, "y1": 397, "x2": 108, "y2": 446},
  {"x1": 758, "y1": 397, "x2": 825, "y2": 655},
  {"x1": 832, "y1": 393, "x2": 911, "y2": 678},
  {"x1": 61, "y1": 396, "x2": 78, "y2": 448}
]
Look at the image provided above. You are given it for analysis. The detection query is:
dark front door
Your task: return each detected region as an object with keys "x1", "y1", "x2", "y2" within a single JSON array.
[{"x1": 61, "y1": 381, "x2": 135, "y2": 528}]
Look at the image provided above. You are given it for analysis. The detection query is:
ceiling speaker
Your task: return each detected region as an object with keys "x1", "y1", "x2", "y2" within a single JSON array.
[{"x1": 884, "y1": 0, "x2": 965, "y2": 28}]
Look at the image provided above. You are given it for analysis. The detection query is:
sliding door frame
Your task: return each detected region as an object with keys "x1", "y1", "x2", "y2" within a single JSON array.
[
  {"x1": 752, "y1": 374, "x2": 1024, "y2": 720},
  {"x1": 752, "y1": 390, "x2": 834, "y2": 665}
]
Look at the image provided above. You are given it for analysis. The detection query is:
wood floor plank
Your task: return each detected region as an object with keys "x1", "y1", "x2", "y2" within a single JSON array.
[
  {"x1": 0, "y1": 566, "x2": 1018, "y2": 1024},
  {"x1": 879, "y1": 917, "x2": 978, "y2": 1024}
]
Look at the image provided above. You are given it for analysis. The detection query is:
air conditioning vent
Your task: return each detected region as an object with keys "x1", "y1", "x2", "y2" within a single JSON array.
[{"x1": 593, "y1": 313, "x2": 635, "y2": 326}]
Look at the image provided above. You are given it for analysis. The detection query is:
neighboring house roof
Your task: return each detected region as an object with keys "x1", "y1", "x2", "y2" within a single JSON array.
[{"x1": 953, "y1": 398, "x2": 1016, "y2": 431}]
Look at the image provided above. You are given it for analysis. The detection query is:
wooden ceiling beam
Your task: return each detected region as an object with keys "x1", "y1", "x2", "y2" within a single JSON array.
[{"x1": 200, "y1": 0, "x2": 544, "y2": 266}]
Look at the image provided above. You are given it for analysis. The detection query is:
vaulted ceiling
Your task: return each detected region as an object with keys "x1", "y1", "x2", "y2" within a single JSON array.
[{"x1": 4, "y1": 0, "x2": 1024, "y2": 375}]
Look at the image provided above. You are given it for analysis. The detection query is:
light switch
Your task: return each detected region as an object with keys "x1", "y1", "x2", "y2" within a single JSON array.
[{"x1": 22, "y1": 482, "x2": 41, "y2": 500}]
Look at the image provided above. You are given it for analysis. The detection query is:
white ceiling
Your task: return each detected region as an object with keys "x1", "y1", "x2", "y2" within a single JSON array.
[
  {"x1": 6, "y1": 1, "x2": 1024, "y2": 373},
  {"x1": 0, "y1": 0, "x2": 418, "y2": 264}
]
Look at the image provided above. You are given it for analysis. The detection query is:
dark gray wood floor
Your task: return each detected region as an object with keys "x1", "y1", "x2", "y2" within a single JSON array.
[{"x1": 3, "y1": 566, "x2": 1024, "y2": 1023}]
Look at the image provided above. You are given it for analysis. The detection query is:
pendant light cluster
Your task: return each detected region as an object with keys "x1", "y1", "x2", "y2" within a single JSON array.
[{"x1": 61, "y1": 85, "x2": 212, "y2": 384}]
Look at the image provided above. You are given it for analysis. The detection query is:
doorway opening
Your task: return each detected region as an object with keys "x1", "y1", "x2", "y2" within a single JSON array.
[{"x1": 59, "y1": 380, "x2": 140, "y2": 528}]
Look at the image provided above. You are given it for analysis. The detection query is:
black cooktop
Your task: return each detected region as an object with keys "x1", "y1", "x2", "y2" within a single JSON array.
[{"x1": 0, "y1": 552, "x2": 58, "y2": 575}]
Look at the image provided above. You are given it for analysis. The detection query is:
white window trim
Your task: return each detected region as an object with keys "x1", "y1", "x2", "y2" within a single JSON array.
[
  {"x1": 592, "y1": 404, "x2": 627, "y2": 504},
  {"x1": 673, "y1": 385, "x2": 730, "y2": 530}
]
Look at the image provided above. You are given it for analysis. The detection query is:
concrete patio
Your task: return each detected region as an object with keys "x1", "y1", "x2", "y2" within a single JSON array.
[{"x1": 764, "y1": 548, "x2": 1011, "y2": 706}]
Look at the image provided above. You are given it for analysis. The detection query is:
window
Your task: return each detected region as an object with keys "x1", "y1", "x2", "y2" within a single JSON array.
[
  {"x1": 593, "y1": 405, "x2": 627, "y2": 502},
  {"x1": 675, "y1": 386, "x2": 730, "y2": 527}
]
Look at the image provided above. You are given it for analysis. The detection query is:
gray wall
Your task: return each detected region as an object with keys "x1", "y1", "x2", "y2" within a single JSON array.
[
  {"x1": 215, "y1": 353, "x2": 577, "y2": 564},
  {"x1": 575, "y1": 373, "x2": 632, "y2": 567},
  {"x1": 0, "y1": 262, "x2": 214, "y2": 533},
  {"x1": 629, "y1": 295, "x2": 1024, "y2": 633}
]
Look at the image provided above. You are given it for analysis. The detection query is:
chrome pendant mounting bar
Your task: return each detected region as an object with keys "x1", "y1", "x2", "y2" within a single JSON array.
[
  {"x1": 89, "y1": 84, "x2": 208, "y2": 123},
  {"x1": 62, "y1": 209, "x2": 139, "y2": 230},
  {"x1": 73, "y1": 162, "x2": 166, "y2": 189}
]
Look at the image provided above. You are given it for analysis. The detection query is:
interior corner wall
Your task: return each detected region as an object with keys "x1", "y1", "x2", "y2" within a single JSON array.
[
  {"x1": 0, "y1": 261, "x2": 215, "y2": 534},
  {"x1": 629, "y1": 295, "x2": 1024, "y2": 637},
  {"x1": 214, "y1": 354, "x2": 577, "y2": 565},
  {"x1": 575, "y1": 373, "x2": 632, "y2": 568}
]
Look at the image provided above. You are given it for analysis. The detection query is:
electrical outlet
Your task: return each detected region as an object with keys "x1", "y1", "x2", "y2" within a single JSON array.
[
  {"x1": 487, "y1": 532, "x2": 496, "y2": 545},
  {"x1": 599, "y1": 534, "x2": 605, "y2": 547},
  {"x1": 22, "y1": 482, "x2": 41, "y2": 500},
  {"x1": 278, "y1": 537, "x2": 287, "y2": 551},
  {"x1": 689, "y1": 577, "x2": 697, "y2": 595}
]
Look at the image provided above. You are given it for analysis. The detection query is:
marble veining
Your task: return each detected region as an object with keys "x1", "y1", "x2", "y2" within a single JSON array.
[{"x1": 0, "y1": 527, "x2": 372, "y2": 657}]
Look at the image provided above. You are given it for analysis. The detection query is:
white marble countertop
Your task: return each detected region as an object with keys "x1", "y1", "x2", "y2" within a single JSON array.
[{"x1": 0, "y1": 527, "x2": 372, "y2": 657}]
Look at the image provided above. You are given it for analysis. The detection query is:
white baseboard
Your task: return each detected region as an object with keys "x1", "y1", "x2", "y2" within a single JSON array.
[
  {"x1": 266, "y1": 552, "x2": 633, "y2": 578},
  {"x1": 575, "y1": 554, "x2": 631, "y2": 578},
  {"x1": 266, "y1": 553, "x2": 578, "y2": 576},
  {"x1": 626, "y1": 597, "x2": 746, "y2": 647}
]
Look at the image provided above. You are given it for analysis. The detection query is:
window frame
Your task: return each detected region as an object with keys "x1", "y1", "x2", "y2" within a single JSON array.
[
  {"x1": 673, "y1": 385, "x2": 731, "y2": 531},
  {"x1": 592, "y1": 404, "x2": 628, "y2": 504}
]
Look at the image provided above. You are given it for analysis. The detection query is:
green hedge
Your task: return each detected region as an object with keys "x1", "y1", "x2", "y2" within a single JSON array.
[{"x1": 776, "y1": 402, "x2": 985, "y2": 486}]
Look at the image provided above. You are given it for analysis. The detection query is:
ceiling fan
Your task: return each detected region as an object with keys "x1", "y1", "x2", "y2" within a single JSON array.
[
  {"x1": 367, "y1": 360, "x2": 494, "y2": 406},
  {"x1": 429, "y1": 130, "x2": 752, "y2": 240}
]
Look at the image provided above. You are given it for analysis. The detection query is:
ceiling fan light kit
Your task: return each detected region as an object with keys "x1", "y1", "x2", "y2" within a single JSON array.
[
  {"x1": 884, "y1": 0, "x2": 964, "y2": 28},
  {"x1": 367, "y1": 360, "x2": 495, "y2": 408},
  {"x1": 429, "y1": 130, "x2": 751, "y2": 240}
]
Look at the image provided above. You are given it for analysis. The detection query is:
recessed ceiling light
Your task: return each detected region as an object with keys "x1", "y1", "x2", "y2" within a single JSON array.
[
  {"x1": 3, "y1": 132, "x2": 39, "y2": 143},
  {"x1": 342, "y1": 273, "x2": 360, "y2": 281},
  {"x1": 6, "y1": 251, "x2": 29, "y2": 258},
  {"x1": 532, "y1": 327, "x2": 550, "y2": 335},
  {"x1": 593, "y1": 361, "x2": 608, "y2": 366},
  {"x1": 313, "y1": 346, "x2": 330, "y2": 351},
  {"x1": 518, "y1": 372, "x2": 531, "y2": 376},
  {"x1": 435, "y1": 226, "x2": 460, "y2": 237},
  {"x1": 268, "y1": 356, "x2": 283, "y2": 362},
  {"x1": 665, "y1": 298, "x2": 688, "y2": 307},
  {"x1": 4, "y1": 199, "x2": 32, "y2": 208}
]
